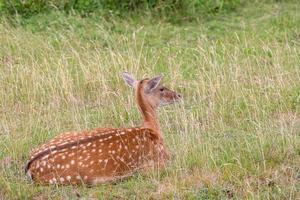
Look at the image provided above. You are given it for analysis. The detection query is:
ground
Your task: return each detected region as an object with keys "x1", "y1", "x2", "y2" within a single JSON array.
[{"x1": 0, "y1": 1, "x2": 299, "y2": 199}]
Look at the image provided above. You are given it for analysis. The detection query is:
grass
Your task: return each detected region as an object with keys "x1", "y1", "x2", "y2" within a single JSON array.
[{"x1": 0, "y1": 1, "x2": 300, "y2": 199}]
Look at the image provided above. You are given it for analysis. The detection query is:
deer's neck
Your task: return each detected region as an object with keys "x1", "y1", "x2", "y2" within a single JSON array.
[{"x1": 136, "y1": 82, "x2": 160, "y2": 135}]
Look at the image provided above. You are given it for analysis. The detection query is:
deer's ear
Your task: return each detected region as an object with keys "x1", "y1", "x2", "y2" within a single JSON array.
[
  {"x1": 146, "y1": 75, "x2": 163, "y2": 93},
  {"x1": 122, "y1": 72, "x2": 137, "y2": 87}
]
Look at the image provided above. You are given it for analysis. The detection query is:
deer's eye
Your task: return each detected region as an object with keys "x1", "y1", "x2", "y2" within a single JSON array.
[{"x1": 160, "y1": 88, "x2": 164, "y2": 92}]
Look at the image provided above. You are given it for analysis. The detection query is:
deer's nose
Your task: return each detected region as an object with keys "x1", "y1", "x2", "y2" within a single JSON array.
[{"x1": 177, "y1": 94, "x2": 182, "y2": 99}]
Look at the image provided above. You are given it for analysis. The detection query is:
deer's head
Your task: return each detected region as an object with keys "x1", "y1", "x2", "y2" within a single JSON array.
[{"x1": 122, "y1": 72, "x2": 181, "y2": 109}]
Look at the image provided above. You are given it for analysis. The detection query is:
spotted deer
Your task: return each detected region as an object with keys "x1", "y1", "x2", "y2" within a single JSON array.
[{"x1": 25, "y1": 72, "x2": 181, "y2": 185}]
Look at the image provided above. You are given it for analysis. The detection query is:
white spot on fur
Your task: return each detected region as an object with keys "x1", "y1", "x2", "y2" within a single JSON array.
[
  {"x1": 66, "y1": 176, "x2": 71, "y2": 181},
  {"x1": 69, "y1": 152, "x2": 75, "y2": 157}
]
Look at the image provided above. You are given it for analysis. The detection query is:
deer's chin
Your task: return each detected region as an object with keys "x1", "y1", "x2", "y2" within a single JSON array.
[{"x1": 159, "y1": 99, "x2": 181, "y2": 106}]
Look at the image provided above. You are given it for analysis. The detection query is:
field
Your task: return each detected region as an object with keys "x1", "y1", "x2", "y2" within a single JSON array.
[{"x1": 0, "y1": 1, "x2": 300, "y2": 199}]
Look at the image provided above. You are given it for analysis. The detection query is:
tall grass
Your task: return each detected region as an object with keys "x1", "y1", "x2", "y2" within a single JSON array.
[{"x1": 0, "y1": 1, "x2": 299, "y2": 199}]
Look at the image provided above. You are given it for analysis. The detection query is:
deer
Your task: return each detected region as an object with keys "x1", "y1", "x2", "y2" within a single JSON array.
[{"x1": 25, "y1": 72, "x2": 181, "y2": 185}]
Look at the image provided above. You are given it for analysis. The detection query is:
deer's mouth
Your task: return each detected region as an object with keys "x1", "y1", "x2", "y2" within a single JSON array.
[{"x1": 159, "y1": 96, "x2": 182, "y2": 106}]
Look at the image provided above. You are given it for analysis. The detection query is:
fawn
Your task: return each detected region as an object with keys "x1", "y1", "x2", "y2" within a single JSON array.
[{"x1": 25, "y1": 72, "x2": 181, "y2": 185}]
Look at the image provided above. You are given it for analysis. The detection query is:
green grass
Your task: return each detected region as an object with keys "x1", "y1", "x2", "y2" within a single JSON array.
[{"x1": 0, "y1": 1, "x2": 300, "y2": 199}]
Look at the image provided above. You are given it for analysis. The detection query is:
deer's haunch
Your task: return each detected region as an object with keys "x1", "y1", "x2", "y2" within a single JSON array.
[{"x1": 25, "y1": 72, "x2": 181, "y2": 185}]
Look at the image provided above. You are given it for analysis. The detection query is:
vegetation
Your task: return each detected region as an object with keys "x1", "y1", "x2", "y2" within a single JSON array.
[
  {"x1": 1, "y1": 0, "x2": 241, "y2": 19},
  {"x1": 0, "y1": 0, "x2": 299, "y2": 199}
]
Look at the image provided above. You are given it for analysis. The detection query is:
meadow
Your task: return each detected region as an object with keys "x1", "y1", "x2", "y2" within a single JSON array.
[{"x1": 0, "y1": 1, "x2": 300, "y2": 199}]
